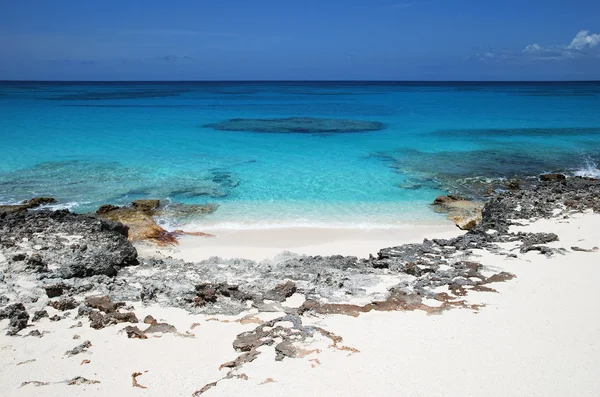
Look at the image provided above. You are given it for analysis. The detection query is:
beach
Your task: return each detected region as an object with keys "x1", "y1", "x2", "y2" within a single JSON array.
[{"x1": 1, "y1": 177, "x2": 600, "y2": 396}]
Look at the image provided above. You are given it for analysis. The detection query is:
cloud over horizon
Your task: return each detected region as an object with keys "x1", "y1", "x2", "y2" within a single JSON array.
[{"x1": 474, "y1": 30, "x2": 600, "y2": 62}]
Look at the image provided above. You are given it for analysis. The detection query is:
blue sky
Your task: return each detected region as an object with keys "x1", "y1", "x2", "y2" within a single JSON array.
[{"x1": 1, "y1": 0, "x2": 599, "y2": 80}]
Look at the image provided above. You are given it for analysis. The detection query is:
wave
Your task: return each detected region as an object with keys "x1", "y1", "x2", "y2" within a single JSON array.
[{"x1": 573, "y1": 157, "x2": 600, "y2": 179}]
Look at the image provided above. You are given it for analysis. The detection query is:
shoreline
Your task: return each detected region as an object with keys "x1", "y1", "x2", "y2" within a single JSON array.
[
  {"x1": 139, "y1": 223, "x2": 463, "y2": 262},
  {"x1": 1, "y1": 176, "x2": 600, "y2": 396}
]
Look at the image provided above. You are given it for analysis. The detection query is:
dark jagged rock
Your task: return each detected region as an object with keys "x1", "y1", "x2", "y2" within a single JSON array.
[
  {"x1": 22, "y1": 197, "x2": 57, "y2": 209},
  {"x1": 31, "y1": 310, "x2": 49, "y2": 322},
  {"x1": 88, "y1": 310, "x2": 138, "y2": 330},
  {"x1": 264, "y1": 281, "x2": 297, "y2": 302},
  {"x1": 539, "y1": 173, "x2": 566, "y2": 182},
  {"x1": 66, "y1": 376, "x2": 100, "y2": 385},
  {"x1": 193, "y1": 283, "x2": 253, "y2": 307},
  {"x1": 65, "y1": 340, "x2": 92, "y2": 356},
  {"x1": 27, "y1": 329, "x2": 43, "y2": 338},
  {"x1": 44, "y1": 284, "x2": 69, "y2": 298},
  {"x1": 124, "y1": 325, "x2": 147, "y2": 339},
  {"x1": 0, "y1": 210, "x2": 137, "y2": 278},
  {"x1": 205, "y1": 117, "x2": 385, "y2": 134},
  {"x1": 49, "y1": 315, "x2": 61, "y2": 322},
  {"x1": 25, "y1": 254, "x2": 48, "y2": 273},
  {"x1": 0, "y1": 197, "x2": 57, "y2": 215},
  {"x1": 96, "y1": 204, "x2": 120, "y2": 214},
  {"x1": 48, "y1": 297, "x2": 78, "y2": 311},
  {"x1": 1, "y1": 303, "x2": 30, "y2": 336}
]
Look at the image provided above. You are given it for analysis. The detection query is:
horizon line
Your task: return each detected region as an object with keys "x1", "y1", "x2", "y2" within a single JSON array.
[{"x1": 1, "y1": 79, "x2": 600, "y2": 83}]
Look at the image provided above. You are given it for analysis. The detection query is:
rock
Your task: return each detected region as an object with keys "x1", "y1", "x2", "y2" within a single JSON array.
[
  {"x1": 96, "y1": 204, "x2": 120, "y2": 214},
  {"x1": 1, "y1": 303, "x2": 30, "y2": 336},
  {"x1": 131, "y1": 200, "x2": 160, "y2": 213},
  {"x1": 27, "y1": 330, "x2": 43, "y2": 338},
  {"x1": 66, "y1": 376, "x2": 100, "y2": 385},
  {"x1": 433, "y1": 195, "x2": 484, "y2": 230},
  {"x1": 452, "y1": 215, "x2": 481, "y2": 231},
  {"x1": 539, "y1": 173, "x2": 566, "y2": 182},
  {"x1": 96, "y1": 206, "x2": 177, "y2": 245},
  {"x1": 571, "y1": 246, "x2": 599, "y2": 252},
  {"x1": 124, "y1": 325, "x2": 147, "y2": 339},
  {"x1": 0, "y1": 295, "x2": 9, "y2": 305},
  {"x1": 32, "y1": 310, "x2": 49, "y2": 322},
  {"x1": 26, "y1": 254, "x2": 48, "y2": 273},
  {"x1": 144, "y1": 322, "x2": 177, "y2": 334},
  {"x1": 44, "y1": 284, "x2": 69, "y2": 298},
  {"x1": 155, "y1": 203, "x2": 218, "y2": 219},
  {"x1": 49, "y1": 315, "x2": 61, "y2": 322},
  {"x1": 65, "y1": 340, "x2": 92, "y2": 356},
  {"x1": 22, "y1": 197, "x2": 57, "y2": 209},
  {"x1": 88, "y1": 310, "x2": 138, "y2": 330},
  {"x1": 0, "y1": 210, "x2": 138, "y2": 278},
  {"x1": 194, "y1": 283, "x2": 253, "y2": 307},
  {"x1": 264, "y1": 281, "x2": 297, "y2": 302},
  {"x1": 0, "y1": 205, "x2": 27, "y2": 215},
  {"x1": 84, "y1": 296, "x2": 124, "y2": 313},
  {"x1": 48, "y1": 297, "x2": 78, "y2": 311},
  {"x1": 433, "y1": 194, "x2": 461, "y2": 204},
  {"x1": 143, "y1": 315, "x2": 157, "y2": 325},
  {"x1": 0, "y1": 197, "x2": 57, "y2": 215}
]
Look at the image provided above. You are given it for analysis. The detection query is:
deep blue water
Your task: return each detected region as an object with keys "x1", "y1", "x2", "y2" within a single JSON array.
[{"x1": 1, "y1": 81, "x2": 599, "y2": 229}]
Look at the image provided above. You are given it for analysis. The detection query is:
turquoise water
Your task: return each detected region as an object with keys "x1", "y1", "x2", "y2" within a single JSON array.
[{"x1": 1, "y1": 82, "x2": 600, "y2": 229}]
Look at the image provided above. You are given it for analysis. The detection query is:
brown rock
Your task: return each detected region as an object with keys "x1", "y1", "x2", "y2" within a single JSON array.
[
  {"x1": 540, "y1": 173, "x2": 566, "y2": 182},
  {"x1": 124, "y1": 326, "x2": 148, "y2": 339},
  {"x1": 143, "y1": 315, "x2": 157, "y2": 325},
  {"x1": 131, "y1": 199, "x2": 160, "y2": 213},
  {"x1": 264, "y1": 281, "x2": 297, "y2": 302},
  {"x1": 96, "y1": 206, "x2": 177, "y2": 245},
  {"x1": 21, "y1": 197, "x2": 56, "y2": 209},
  {"x1": 0, "y1": 205, "x2": 27, "y2": 215},
  {"x1": 85, "y1": 295, "x2": 124, "y2": 313},
  {"x1": 48, "y1": 297, "x2": 78, "y2": 311},
  {"x1": 44, "y1": 283, "x2": 69, "y2": 298},
  {"x1": 96, "y1": 204, "x2": 120, "y2": 214},
  {"x1": 89, "y1": 310, "x2": 138, "y2": 330}
]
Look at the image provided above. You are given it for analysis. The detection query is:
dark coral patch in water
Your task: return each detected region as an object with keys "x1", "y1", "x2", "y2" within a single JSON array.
[{"x1": 204, "y1": 117, "x2": 384, "y2": 134}]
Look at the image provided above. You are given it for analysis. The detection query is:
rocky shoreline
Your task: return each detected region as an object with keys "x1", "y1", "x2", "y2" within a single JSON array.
[{"x1": 1, "y1": 175, "x2": 599, "y2": 393}]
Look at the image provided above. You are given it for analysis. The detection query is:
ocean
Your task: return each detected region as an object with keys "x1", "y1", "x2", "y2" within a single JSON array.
[{"x1": 1, "y1": 81, "x2": 599, "y2": 230}]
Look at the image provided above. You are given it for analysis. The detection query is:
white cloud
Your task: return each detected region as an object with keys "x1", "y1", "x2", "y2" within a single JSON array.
[
  {"x1": 473, "y1": 30, "x2": 600, "y2": 62},
  {"x1": 568, "y1": 30, "x2": 600, "y2": 50}
]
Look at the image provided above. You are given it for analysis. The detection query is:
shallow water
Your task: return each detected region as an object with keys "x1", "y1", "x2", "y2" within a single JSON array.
[{"x1": 1, "y1": 81, "x2": 599, "y2": 229}]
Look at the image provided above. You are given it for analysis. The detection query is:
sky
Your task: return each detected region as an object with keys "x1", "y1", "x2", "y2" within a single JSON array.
[{"x1": 0, "y1": 0, "x2": 599, "y2": 80}]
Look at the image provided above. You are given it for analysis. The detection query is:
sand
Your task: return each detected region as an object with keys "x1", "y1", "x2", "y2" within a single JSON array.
[
  {"x1": 1, "y1": 214, "x2": 599, "y2": 396},
  {"x1": 138, "y1": 223, "x2": 463, "y2": 262}
]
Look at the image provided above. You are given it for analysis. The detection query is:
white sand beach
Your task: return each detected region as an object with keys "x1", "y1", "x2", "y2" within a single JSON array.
[
  {"x1": 1, "y1": 212, "x2": 599, "y2": 397},
  {"x1": 139, "y1": 223, "x2": 462, "y2": 262}
]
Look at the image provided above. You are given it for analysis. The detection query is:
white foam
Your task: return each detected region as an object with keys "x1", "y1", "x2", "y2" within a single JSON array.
[{"x1": 573, "y1": 157, "x2": 600, "y2": 179}]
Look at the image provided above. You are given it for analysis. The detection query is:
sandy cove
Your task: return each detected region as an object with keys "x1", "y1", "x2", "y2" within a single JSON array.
[{"x1": 1, "y1": 177, "x2": 600, "y2": 396}]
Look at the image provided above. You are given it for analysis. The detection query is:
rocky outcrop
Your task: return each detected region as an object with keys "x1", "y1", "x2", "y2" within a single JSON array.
[
  {"x1": 539, "y1": 173, "x2": 566, "y2": 183},
  {"x1": 0, "y1": 196, "x2": 57, "y2": 215},
  {"x1": 1, "y1": 176, "x2": 599, "y2": 337},
  {"x1": 0, "y1": 303, "x2": 30, "y2": 335},
  {"x1": 95, "y1": 200, "x2": 216, "y2": 245},
  {"x1": 432, "y1": 194, "x2": 484, "y2": 230},
  {"x1": 0, "y1": 210, "x2": 137, "y2": 279}
]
